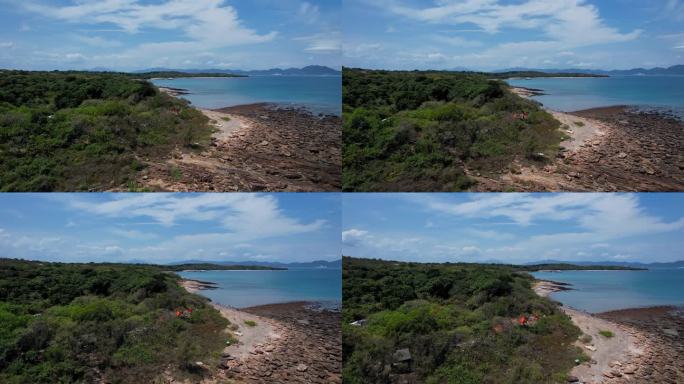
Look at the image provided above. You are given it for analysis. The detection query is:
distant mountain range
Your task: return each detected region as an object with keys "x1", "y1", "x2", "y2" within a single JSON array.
[
  {"x1": 524, "y1": 260, "x2": 684, "y2": 269},
  {"x1": 133, "y1": 65, "x2": 340, "y2": 76},
  {"x1": 495, "y1": 64, "x2": 684, "y2": 76},
  {"x1": 167, "y1": 259, "x2": 342, "y2": 269}
]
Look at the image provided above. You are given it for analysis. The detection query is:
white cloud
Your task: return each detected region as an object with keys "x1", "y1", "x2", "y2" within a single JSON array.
[
  {"x1": 20, "y1": 0, "x2": 277, "y2": 67},
  {"x1": 0, "y1": 42, "x2": 15, "y2": 49},
  {"x1": 352, "y1": 0, "x2": 642, "y2": 69},
  {"x1": 295, "y1": 31, "x2": 341, "y2": 54},
  {"x1": 73, "y1": 35, "x2": 122, "y2": 47},
  {"x1": 68, "y1": 194, "x2": 325, "y2": 240},
  {"x1": 298, "y1": 2, "x2": 321, "y2": 24},
  {"x1": 342, "y1": 229, "x2": 369, "y2": 246},
  {"x1": 379, "y1": 0, "x2": 640, "y2": 46},
  {"x1": 461, "y1": 245, "x2": 482, "y2": 256}
]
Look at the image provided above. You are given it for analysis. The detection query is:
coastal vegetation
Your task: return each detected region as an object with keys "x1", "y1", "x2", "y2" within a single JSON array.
[
  {"x1": 342, "y1": 68, "x2": 563, "y2": 191},
  {"x1": 342, "y1": 257, "x2": 586, "y2": 383},
  {"x1": 0, "y1": 70, "x2": 215, "y2": 191},
  {"x1": 0, "y1": 258, "x2": 229, "y2": 383}
]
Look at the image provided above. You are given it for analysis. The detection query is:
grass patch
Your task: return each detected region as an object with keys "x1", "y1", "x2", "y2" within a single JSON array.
[
  {"x1": 220, "y1": 116, "x2": 231, "y2": 122},
  {"x1": 170, "y1": 166, "x2": 182, "y2": 181},
  {"x1": 599, "y1": 330, "x2": 614, "y2": 338},
  {"x1": 573, "y1": 121, "x2": 585, "y2": 127},
  {"x1": 244, "y1": 320, "x2": 257, "y2": 327}
]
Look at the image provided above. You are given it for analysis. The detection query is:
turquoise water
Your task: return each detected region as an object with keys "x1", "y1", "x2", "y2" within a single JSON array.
[
  {"x1": 531, "y1": 269, "x2": 684, "y2": 313},
  {"x1": 507, "y1": 76, "x2": 684, "y2": 118},
  {"x1": 178, "y1": 268, "x2": 341, "y2": 309},
  {"x1": 152, "y1": 76, "x2": 341, "y2": 116}
]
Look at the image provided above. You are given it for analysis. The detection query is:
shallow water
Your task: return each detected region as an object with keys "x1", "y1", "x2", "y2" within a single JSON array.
[
  {"x1": 531, "y1": 268, "x2": 684, "y2": 313},
  {"x1": 152, "y1": 75, "x2": 341, "y2": 116},
  {"x1": 178, "y1": 268, "x2": 341, "y2": 309},
  {"x1": 507, "y1": 76, "x2": 684, "y2": 118}
]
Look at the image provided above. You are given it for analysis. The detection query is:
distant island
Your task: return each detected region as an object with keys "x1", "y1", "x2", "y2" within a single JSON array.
[
  {"x1": 514, "y1": 263, "x2": 646, "y2": 271},
  {"x1": 493, "y1": 64, "x2": 684, "y2": 76},
  {"x1": 134, "y1": 65, "x2": 340, "y2": 77}
]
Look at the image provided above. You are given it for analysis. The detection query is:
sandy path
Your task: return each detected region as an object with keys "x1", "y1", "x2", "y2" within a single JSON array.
[
  {"x1": 201, "y1": 109, "x2": 251, "y2": 141},
  {"x1": 179, "y1": 279, "x2": 285, "y2": 361},
  {"x1": 549, "y1": 110, "x2": 609, "y2": 152},
  {"x1": 533, "y1": 281, "x2": 645, "y2": 383},
  {"x1": 511, "y1": 87, "x2": 607, "y2": 153}
]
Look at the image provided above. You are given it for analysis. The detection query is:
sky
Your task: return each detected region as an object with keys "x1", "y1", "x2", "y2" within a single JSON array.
[
  {"x1": 342, "y1": 193, "x2": 684, "y2": 264},
  {"x1": 0, "y1": 0, "x2": 341, "y2": 71},
  {"x1": 0, "y1": 193, "x2": 341, "y2": 264},
  {"x1": 344, "y1": 0, "x2": 684, "y2": 70}
]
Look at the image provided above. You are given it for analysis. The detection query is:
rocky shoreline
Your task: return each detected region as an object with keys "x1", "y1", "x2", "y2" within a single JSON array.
[
  {"x1": 489, "y1": 90, "x2": 684, "y2": 191},
  {"x1": 223, "y1": 302, "x2": 341, "y2": 384},
  {"x1": 146, "y1": 89, "x2": 341, "y2": 192},
  {"x1": 594, "y1": 306, "x2": 684, "y2": 383},
  {"x1": 179, "y1": 278, "x2": 341, "y2": 384},
  {"x1": 534, "y1": 280, "x2": 683, "y2": 383}
]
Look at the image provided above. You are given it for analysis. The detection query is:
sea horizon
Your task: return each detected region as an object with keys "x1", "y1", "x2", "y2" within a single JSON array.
[
  {"x1": 531, "y1": 268, "x2": 684, "y2": 314},
  {"x1": 152, "y1": 75, "x2": 342, "y2": 116},
  {"x1": 179, "y1": 268, "x2": 342, "y2": 309},
  {"x1": 507, "y1": 75, "x2": 684, "y2": 118}
]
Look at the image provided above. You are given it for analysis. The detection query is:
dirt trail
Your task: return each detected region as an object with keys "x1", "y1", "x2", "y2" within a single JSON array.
[
  {"x1": 200, "y1": 109, "x2": 251, "y2": 141},
  {"x1": 179, "y1": 280, "x2": 341, "y2": 384},
  {"x1": 478, "y1": 88, "x2": 684, "y2": 192},
  {"x1": 146, "y1": 88, "x2": 341, "y2": 192},
  {"x1": 534, "y1": 281, "x2": 648, "y2": 383}
]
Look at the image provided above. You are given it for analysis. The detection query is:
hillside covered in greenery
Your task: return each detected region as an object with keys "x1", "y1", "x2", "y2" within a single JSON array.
[
  {"x1": 0, "y1": 70, "x2": 215, "y2": 191},
  {"x1": 0, "y1": 258, "x2": 230, "y2": 383},
  {"x1": 342, "y1": 257, "x2": 585, "y2": 384},
  {"x1": 343, "y1": 68, "x2": 563, "y2": 191}
]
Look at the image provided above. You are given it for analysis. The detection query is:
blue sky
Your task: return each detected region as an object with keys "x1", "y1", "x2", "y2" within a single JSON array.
[
  {"x1": 344, "y1": 0, "x2": 684, "y2": 70},
  {"x1": 0, "y1": 193, "x2": 341, "y2": 264},
  {"x1": 343, "y1": 193, "x2": 684, "y2": 264},
  {"x1": 0, "y1": 0, "x2": 340, "y2": 71}
]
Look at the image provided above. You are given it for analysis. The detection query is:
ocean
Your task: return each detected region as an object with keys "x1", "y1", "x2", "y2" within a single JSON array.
[
  {"x1": 506, "y1": 76, "x2": 684, "y2": 118},
  {"x1": 178, "y1": 268, "x2": 341, "y2": 309},
  {"x1": 151, "y1": 75, "x2": 341, "y2": 116},
  {"x1": 531, "y1": 268, "x2": 684, "y2": 313}
]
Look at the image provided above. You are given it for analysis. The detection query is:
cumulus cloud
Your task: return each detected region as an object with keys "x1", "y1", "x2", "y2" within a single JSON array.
[
  {"x1": 68, "y1": 194, "x2": 325, "y2": 239},
  {"x1": 342, "y1": 229, "x2": 369, "y2": 246},
  {"x1": 348, "y1": 0, "x2": 643, "y2": 69},
  {"x1": 345, "y1": 193, "x2": 684, "y2": 263},
  {"x1": 295, "y1": 31, "x2": 341, "y2": 54}
]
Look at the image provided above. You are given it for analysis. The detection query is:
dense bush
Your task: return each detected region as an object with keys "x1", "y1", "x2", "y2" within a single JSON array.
[
  {"x1": 0, "y1": 70, "x2": 215, "y2": 191},
  {"x1": 0, "y1": 258, "x2": 228, "y2": 383},
  {"x1": 342, "y1": 68, "x2": 562, "y2": 191},
  {"x1": 342, "y1": 257, "x2": 584, "y2": 384}
]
